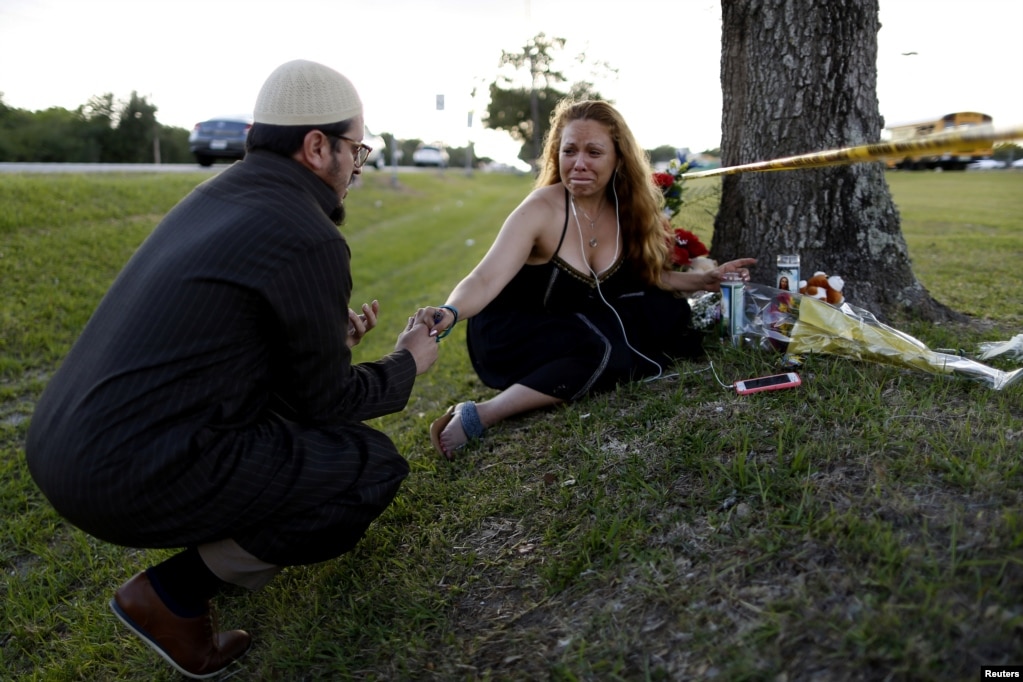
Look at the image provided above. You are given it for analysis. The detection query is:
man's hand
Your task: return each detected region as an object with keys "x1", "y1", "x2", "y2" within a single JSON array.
[
  {"x1": 397, "y1": 308, "x2": 440, "y2": 375},
  {"x1": 346, "y1": 300, "x2": 379, "y2": 349}
]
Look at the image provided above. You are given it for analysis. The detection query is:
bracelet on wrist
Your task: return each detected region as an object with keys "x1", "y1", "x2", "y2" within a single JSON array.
[{"x1": 435, "y1": 304, "x2": 459, "y2": 341}]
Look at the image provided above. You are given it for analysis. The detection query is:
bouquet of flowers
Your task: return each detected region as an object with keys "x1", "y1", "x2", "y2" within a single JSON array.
[
  {"x1": 653, "y1": 156, "x2": 688, "y2": 219},
  {"x1": 738, "y1": 283, "x2": 1022, "y2": 391},
  {"x1": 654, "y1": 151, "x2": 725, "y2": 333},
  {"x1": 670, "y1": 227, "x2": 710, "y2": 270},
  {"x1": 666, "y1": 225, "x2": 720, "y2": 331}
]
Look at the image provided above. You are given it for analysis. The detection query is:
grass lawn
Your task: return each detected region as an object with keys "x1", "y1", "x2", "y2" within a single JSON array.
[{"x1": 1, "y1": 167, "x2": 1021, "y2": 680}]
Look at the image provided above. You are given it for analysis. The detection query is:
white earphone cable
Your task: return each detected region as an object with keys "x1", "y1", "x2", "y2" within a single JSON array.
[{"x1": 570, "y1": 178, "x2": 664, "y2": 380}]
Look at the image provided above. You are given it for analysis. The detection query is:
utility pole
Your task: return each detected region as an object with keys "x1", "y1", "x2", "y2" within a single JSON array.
[
  {"x1": 465, "y1": 109, "x2": 474, "y2": 177},
  {"x1": 391, "y1": 137, "x2": 400, "y2": 188}
]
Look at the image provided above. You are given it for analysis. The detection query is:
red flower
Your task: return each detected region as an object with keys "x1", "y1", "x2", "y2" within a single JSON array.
[
  {"x1": 653, "y1": 172, "x2": 675, "y2": 190},
  {"x1": 653, "y1": 170, "x2": 686, "y2": 217},
  {"x1": 669, "y1": 228, "x2": 709, "y2": 268}
]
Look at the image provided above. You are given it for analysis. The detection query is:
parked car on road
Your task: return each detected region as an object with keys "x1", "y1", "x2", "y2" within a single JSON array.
[
  {"x1": 188, "y1": 117, "x2": 251, "y2": 166},
  {"x1": 1011, "y1": 158, "x2": 1023, "y2": 169},
  {"x1": 363, "y1": 126, "x2": 387, "y2": 169},
  {"x1": 965, "y1": 159, "x2": 1005, "y2": 170},
  {"x1": 412, "y1": 143, "x2": 449, "y2": 167}
]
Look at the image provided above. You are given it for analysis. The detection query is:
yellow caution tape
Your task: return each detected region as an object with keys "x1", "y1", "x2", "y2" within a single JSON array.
[{"x1": 681, "y1": 124, "x2": 1023, "y2": 179}]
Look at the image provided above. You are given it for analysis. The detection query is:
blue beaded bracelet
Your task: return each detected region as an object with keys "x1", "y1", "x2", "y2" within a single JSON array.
[{"x1": 434, "y1": 305, "x2": 459, "y2": 341}]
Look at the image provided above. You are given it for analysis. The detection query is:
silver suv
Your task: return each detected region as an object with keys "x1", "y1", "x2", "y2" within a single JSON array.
[{"x1": 363, "y1": 126, "x2": 388, "y2": 169}]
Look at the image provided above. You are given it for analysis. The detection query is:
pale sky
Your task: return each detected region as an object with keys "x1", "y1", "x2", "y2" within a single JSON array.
[{"x1": 1, "y1": 0, "x2": 1020, "y2": 165}]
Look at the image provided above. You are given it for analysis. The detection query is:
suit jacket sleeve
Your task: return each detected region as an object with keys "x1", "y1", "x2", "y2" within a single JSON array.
[{"x1": 263, "y1": 238, "x2": 417, "y2": 425}]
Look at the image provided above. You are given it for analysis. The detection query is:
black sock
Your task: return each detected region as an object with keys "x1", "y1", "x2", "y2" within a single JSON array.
[{"x1": 146, "y1": 547, "x2": 228, "y2": 618}]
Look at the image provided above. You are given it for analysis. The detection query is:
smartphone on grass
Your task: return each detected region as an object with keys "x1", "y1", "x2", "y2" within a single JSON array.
[{"x1": 734, "y1": 372, "x2": 801, "y2": 395}]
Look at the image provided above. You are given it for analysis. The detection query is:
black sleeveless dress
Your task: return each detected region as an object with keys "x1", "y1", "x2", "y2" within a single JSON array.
[{"x1": 466, "y1": 192, "x2": 702, "y2": 401}]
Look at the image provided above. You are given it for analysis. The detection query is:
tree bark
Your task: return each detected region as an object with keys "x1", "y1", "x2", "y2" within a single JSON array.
[{"x1": 714, "y1": 0, "x2": 960, "y2": 321}]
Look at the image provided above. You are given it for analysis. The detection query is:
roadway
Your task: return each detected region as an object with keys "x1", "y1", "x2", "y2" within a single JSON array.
[
  {"x1": 0, "y1": 163, "x2": 444, "y2": 174},
  {"x1": 0, "y1": 163, "x2": 224, "y2": 174}
]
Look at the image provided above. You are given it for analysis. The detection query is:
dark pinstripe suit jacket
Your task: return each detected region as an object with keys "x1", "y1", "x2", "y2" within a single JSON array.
[{"x1": 25, "y1": 150, "x2": 418, "y2": 554}]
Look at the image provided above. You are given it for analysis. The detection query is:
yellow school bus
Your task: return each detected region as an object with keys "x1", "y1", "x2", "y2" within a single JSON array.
[{"x1": 885, "y1": 111, "x2": 993, "y2": 170}]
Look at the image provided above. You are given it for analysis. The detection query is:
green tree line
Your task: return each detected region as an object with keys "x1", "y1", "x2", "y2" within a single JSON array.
[
  {"x1": 0, "y1": 91, "x2": 495, "y2": 168},
  {"x1": 0, "y1": 91, "x2": 192, "y2": 163},
  {"x1": 0, "y1": 48, "x2": 723, "y2": 169}
]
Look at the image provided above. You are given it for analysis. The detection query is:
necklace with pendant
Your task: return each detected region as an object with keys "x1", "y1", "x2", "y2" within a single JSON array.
[{"x1": 575, "y1": 198, "x2": 605, "y2": 248}]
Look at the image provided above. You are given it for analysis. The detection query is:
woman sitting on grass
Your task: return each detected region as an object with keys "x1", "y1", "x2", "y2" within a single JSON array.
[{"x1": 425, "y1": 99, "x2": 755, "y2": 459}]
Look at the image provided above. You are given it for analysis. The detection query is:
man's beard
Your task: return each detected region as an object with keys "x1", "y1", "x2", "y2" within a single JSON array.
[
  {"x1": 328, "y1": 154, "x2": 347, "y2": 225},
  {"x1": 330, "y1": 202, "x2": 346, "y2": 225}
]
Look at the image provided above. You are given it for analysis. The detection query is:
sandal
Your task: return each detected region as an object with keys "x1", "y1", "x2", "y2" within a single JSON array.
[{"x1": 429, "y1": 401, "x2": 485, "y2": 460}]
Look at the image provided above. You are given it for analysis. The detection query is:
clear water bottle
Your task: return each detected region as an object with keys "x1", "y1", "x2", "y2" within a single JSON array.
[{"x1": 720, "y1": 272, "x2": 745, "y2": 346}]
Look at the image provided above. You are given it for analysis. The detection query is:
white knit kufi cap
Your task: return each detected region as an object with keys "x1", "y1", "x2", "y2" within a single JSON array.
[{"x1": 253, "y1": 59, "x2": 362, "y2": 126}]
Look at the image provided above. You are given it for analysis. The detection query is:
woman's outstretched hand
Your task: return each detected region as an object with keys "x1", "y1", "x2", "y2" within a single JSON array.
[
  {"x1": 702, "y1": 258, "x2": 757, "y2": 292},
  {"x1": 424, "y1": 305, "x2": 457, "y2": 340}
]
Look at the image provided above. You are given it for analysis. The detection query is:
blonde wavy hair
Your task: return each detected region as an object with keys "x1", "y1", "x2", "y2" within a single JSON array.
[{"x1": 535, "y1": 99, "x2": 671, "y2": 289}]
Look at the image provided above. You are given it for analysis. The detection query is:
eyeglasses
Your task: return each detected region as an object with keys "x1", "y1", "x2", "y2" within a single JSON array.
[{"x1": 322, "y1": 132, "x2": 372, "y2": 168}]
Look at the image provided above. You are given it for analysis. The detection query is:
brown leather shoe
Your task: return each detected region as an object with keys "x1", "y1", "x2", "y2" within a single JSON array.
[{"x1": 110, "y1": 571, "x2": 251, "y2": 679}]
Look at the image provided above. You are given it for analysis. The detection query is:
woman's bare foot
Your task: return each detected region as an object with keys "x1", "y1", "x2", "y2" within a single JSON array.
[
  {"x1": 429, "y1": 401, "x2": 484, "y2": 460},
  {"x1": 439, "y1": 405, "x2": 469, "y2": 453}
]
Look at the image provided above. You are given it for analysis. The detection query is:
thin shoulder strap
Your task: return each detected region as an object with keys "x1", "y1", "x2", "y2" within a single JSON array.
[{"x1": 554, "y1": 188, "x2": 570, "y2": 255}]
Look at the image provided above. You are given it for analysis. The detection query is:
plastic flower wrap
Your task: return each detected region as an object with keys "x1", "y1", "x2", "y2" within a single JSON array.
[
  {"x1": 737, "y1": 283, "x2": 1022, "y2": 391},
  {"x1": 689, "y1": 291, "x2": 721, "y2": 332},
  {"x1": 978, "y1": 334, "x2": 1023, "y2": 361}
]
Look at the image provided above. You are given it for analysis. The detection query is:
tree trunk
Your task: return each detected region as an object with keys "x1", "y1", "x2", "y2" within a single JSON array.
[{"x1": 714, "y1": 0, "x2": 960, "y2": 321}]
